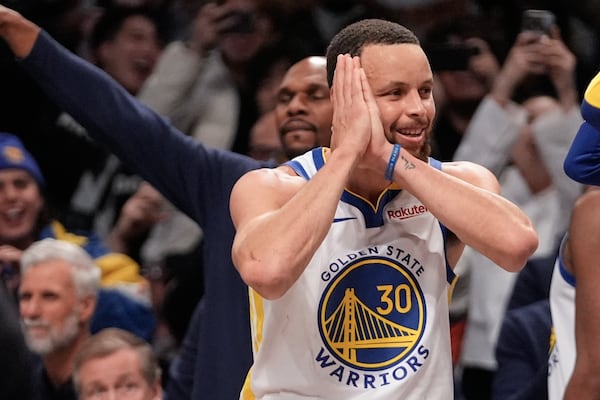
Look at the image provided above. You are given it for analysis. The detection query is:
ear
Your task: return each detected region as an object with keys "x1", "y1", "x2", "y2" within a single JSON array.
[
  {"x1": 78, "y1": 294, "x2": 97, "y2": 323},
  {"x1": 151, "y1": 380, "x2": 163, "y2": 400}
]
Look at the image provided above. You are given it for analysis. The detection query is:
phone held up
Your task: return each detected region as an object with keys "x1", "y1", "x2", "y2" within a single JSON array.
[{"x1": 521, "y1": 9, "x2": 556, "y2": 37}]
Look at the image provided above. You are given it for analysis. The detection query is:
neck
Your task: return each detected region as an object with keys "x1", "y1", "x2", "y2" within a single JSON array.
[
  {"x1": 346, "y1": 166, "x2": 393, "y2": 206},
  {"x1": 43, "y1": 331, "x2": 89, "y2": 387}
]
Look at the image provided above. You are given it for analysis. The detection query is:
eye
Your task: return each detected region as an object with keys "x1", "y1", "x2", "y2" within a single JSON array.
[
  {"x1": 419, "y1": 87, "x2": 433, "y2": 98},
  {"x1": 83, "y1": 386, "x2": 108, "y2": 399},
  {"x1": 117, "y1": 380, "x2": 141, "y2": 393},
  {"x1": 309, "y1": 90, "x2": 328, "y2": 101},
  {"x1": 277, "y1": 92, "x2": 292, "y2": 104},
  {"x1": 18, "y1": 292, "x2": 31, "y2": 302},
  {"x1": 13, "y1": 177, "x2": 33, "y2": 189},
  {"x1": 41, "y1": 292, "x2": 59, "y2": 301},
  {"x1": 386, "y1": 88, "x2": 405, "y2": 98}
]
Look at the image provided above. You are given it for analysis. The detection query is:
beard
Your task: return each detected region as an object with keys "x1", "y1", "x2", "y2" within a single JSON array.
[
  {"x1": 284, "y1": 145, "x2": 313, "y2": 160},
  {"x1": 415, "y1": 140, "x2": 432, "y2": 162},
  {"x1": 22, "y1": 311, "x2": 80, "y2": 355}
]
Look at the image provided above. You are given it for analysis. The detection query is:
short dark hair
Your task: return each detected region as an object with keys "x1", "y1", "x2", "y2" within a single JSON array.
[
  {"x1": 325, "y1": 19, "x2": 420, "y2": 87},
  {"x1": 89, "y1": 6, "x2": 165, "y2": 52}
]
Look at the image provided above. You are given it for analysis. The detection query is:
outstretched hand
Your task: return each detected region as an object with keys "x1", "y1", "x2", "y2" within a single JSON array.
[{"x1": 0, "y1": 5, "x2": 40, "y2": 58}]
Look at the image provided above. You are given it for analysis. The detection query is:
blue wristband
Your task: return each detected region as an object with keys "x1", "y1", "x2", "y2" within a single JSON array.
[{"x1": 385, "y1": 144, "x2": 401, "y2": 181}]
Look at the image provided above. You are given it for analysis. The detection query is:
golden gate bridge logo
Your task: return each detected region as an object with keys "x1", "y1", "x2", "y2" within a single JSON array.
[{"x1": 319, "y1": 257, "x2": 425, "y2": 370}]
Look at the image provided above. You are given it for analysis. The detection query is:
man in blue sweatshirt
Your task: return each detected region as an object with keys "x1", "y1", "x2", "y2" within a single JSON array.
[{"x1": 0, "y1": 5, "x2": 333, "y2": 399}]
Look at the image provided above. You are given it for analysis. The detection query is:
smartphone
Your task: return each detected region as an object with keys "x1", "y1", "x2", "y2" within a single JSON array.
[
  {"x1": 521, "y1": 9, "x2": 556, "y2": 36},
  {"x1": 425, "y1": 43, "x2": 480, "y2": 72}
]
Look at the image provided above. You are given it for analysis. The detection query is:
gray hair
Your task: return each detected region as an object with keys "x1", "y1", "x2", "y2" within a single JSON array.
[
  {"x1": 73, "y1": 328, "x2": 161, "y2": 394},
  {"x1": 21, "y1": 238, "x2": 101, "y2": 298}
]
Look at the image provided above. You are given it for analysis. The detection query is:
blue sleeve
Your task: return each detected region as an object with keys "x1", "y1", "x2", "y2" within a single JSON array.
[
  {"x1": 563, "y1": 101, "x2": 600, "y2": 186},
  {"x1": 18, "y1": 31, "x2": 261, "y2": 226},
  {"x1": 492, "y1": 300, "x2": 551, "y2": 400},
  {"x1": 164, "y1": 300, "x2": 204, "y2": 400}
]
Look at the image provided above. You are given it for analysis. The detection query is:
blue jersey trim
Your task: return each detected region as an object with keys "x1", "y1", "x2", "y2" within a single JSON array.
[
  {"x1": 557, "y1": 234, "x2": 576, "y2": 287},
  {"x1": 284, "y1": 148, "x2": 326, "y2": 180},
  {"x1": 430, "y1": 158, "x2": 454, "y2": 284},
  {"x1": 285, "y1": 160, "x2": 309, "y2": 179},
  {"x1": 340, "y1": 189, "x2": 401, "y2": 228},
  {"x1": 312, "y1": 147, "x2": 326, "y2": 169},
  {"x1": 436, "y1": 223, "x2": 455, "y2": 285},
  {"x1": 558, "y1": 259, "x2": 576, "y2": 287}
]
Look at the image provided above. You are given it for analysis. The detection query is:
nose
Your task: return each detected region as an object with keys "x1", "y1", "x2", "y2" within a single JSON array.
[
  {"x1": 141, "y1": 38, "x2": 161, "y2": 58},
  {"x1": 286, "y1": 94, "x2": 308, "y2": 116},
  {"x1": 0, "y1": 184, "x2": 19, "y2": 201},
  {"x1": 20, "y1": 296, "x2": 41, "y2": 319},
  {"x1": 404, "y1": 89, "x2": 426, "y2": 117}
]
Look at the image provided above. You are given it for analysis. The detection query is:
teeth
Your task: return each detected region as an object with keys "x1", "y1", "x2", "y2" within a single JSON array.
[
  {"x1": 398, "y1": 129, "x2": 423, "y2": 136},
  {"x1": 133, "y1": 58, "x2": 149, "y2": 67},
  {"x1": 133, "y1": 59, "x2": 151, "y2": 73},
  {"x1": 5, "y1": 208, "x2": 22, "y2": 220}
]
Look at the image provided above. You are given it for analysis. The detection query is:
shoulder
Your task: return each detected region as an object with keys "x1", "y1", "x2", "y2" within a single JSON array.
[
  {"x1": 441, "y1": 160, "x2": 500, "y2": 193},
  {"x1": 229, "y1": 165, "x2": 306, "y2": 228},
  {"x1": 234, "y1": 165, "x2": 306, "y2": 194}
]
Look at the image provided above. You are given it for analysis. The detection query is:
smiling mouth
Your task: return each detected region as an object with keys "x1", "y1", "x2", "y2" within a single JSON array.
[{"x1": 397, "y1": 128, "x2": 425, "y2": 137}]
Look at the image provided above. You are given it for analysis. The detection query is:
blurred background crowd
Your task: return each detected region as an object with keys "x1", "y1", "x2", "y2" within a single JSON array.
[{"x1": 0, "y1": 0, "x2": 598, "y2": 399}]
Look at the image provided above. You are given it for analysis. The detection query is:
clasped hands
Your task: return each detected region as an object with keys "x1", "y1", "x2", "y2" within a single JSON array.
[{"x1": 330, "y1": 54, "x2": 395, "y2": 178}]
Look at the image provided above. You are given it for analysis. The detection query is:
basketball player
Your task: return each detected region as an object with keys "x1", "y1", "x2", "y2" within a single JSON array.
[
  {"x1": 548, "y1": 71, "x2": 600, "y2": 400},
  {"x1": 229, "y1": 19, "x2": 538, "y2": 398}
]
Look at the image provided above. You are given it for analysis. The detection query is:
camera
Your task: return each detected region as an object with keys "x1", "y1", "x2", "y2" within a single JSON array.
[
  {"x1": 425, "y1": 43, "x2": 480, "y2": 72},
  {"x1": 521, "y1": 9, "x2": 556, "y2": 36}
]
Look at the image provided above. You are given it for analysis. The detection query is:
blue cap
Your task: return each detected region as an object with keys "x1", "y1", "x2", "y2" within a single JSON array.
[{"x1": 0, "y1": 133, "x2": 45, "y2": 187}]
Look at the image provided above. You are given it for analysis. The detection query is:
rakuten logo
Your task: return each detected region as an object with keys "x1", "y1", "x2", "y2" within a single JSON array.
[{"x1": 387, "y1": 204, "x2": 428, "y2": 220}]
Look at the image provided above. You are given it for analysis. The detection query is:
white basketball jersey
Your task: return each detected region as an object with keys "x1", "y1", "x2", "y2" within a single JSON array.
[
  {"x1": 548, "y1": 236, "x2": 576, "y2": 400},
  {"x1": 241, "y1": 148, "x2": 456, "y2": 400}
]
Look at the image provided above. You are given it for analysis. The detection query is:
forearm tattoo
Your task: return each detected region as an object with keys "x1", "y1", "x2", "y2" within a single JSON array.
[{"x1": 401, "y1": 155, "x2": 415, "y2": 170}]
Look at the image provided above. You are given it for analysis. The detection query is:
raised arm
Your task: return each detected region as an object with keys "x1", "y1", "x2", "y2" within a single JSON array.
[
  {"x1": 0, "y1": 5, "x2": 256, "y2": 225},
  {"x1": 391, "y1": 152, "x2": 538, "y2": 272},
  {"x1": 0, "y1": 6, "x2": 37, "y2": 57},
  {"x1": 353, "y1": 53, "x2": 539, "y2": 272}
]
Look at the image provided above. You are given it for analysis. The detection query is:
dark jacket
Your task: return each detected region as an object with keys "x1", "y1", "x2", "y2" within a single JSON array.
[{"x1": 19, "y1": 31, "x2": 276, "y2": 399}]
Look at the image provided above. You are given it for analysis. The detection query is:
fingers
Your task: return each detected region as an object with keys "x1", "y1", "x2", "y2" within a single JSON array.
[
  {"x1": 343, "y1": 54, "x2": 354, "y2": 105},
  {"x1": 360, "y1": 67, "x2": 377, "y2": 114},
  {"x1": 331, "y1": 54, "x2": 372, "y2": 154},
  {"x1": 515, "y1": 31, "x2": 542, "y2": 46},
  {"x1": 332, "y1": 54, "x2": 344, "y2": 109}
]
